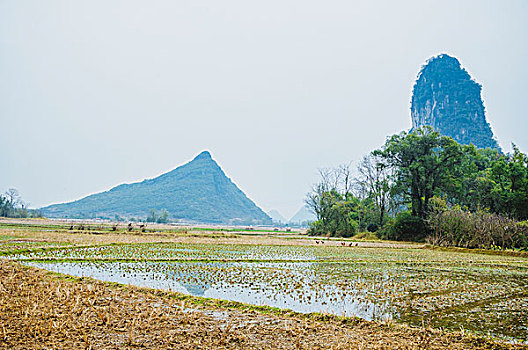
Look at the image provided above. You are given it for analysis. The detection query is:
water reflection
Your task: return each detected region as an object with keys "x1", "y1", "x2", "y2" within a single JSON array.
[
  {"x1": 19, "y1": 260, "x2": 527, "y2": 343},
  {"x1": 22, "y1": 261, "x2": 391, "y2": 321}
]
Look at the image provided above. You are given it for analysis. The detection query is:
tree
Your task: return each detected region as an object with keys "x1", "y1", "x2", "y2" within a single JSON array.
[
  {"x1": 306, "y1": 167, "x2": 361, "y2": 237},
  {"x1": 488, "y1": 144, "x2": 528, "y2": 220},
  {"x1": 146, "y1": 208, "x2": 170, "y2": 223},
  {"x1": 306, "y1": 167, "x2": 344, "y2": 224},
  {"x1": 445, "y1": 145, "x2": 499, "y2": 211},
  {"x1": 374, "y1": 127, "x2": 463, "y2": 219},
  {"x1": 337, "y1": 163, "x2": 354, "y2": 197},
  {"x1": 158, "y1": 209, "x2": 170, "y2": 223},
  {"x1": 5, "y1": 188, "x2": 22, "y2": 207},
  {"x1": 356, "y1": 154, "x2": 393, "y2": 227},
  {"x1": 0, "y1": 195, "x2": 11, "y2": 217},
  {"x1": 0, "y1": 189, "x2": 31, "y2": 218},
  {"x1": 146, "y1": 209, "x2": 158, "y2": 223}
]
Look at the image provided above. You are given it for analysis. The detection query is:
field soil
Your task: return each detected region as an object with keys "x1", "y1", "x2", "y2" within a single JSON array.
[
  {"x1": 1, "y1": 261, "x2": 525, "y2": 350},
  {"x1": 1, "y1": 218, "x2": 526, "y2": 349}
]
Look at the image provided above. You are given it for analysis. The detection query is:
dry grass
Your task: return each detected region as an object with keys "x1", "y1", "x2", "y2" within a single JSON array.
[
  {"x1": 0, "y1": 217, "x2": 418, "y2": 249},
  {"x1": 1, "y1": 261, "x2": 525, "y2": 350}
]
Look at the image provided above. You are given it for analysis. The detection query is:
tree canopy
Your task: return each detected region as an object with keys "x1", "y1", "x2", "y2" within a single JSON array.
[{"x1": 305, "y1": 127, "x2": 528, "y2": 248}]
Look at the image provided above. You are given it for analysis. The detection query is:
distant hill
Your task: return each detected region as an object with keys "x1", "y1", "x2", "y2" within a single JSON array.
[
  {"x1": 411, "y1": 54, "x2": 500, "y2": 150},
  {"x1": 41, "y1": 151, "x2": 272, "y2": 225},
  {"x1": 289, "y1": 206, "x2": 315, "y2": 226},
  {"x1": 267, "y1": 209, "x2": 287, "y2": 224}
]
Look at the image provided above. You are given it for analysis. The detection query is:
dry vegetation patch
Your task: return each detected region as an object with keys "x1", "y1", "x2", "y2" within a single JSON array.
[
  {"x1": 0, "y1": 218, "x2": 419, "y2": 248},
  {"x1": 1, "y1": 261, "x2": 525, "y2": 350}
]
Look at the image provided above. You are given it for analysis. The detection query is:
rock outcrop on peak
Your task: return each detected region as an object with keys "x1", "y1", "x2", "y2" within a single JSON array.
[{"x1": 411, "y1": 54, "x2": 500, "y2": 150}]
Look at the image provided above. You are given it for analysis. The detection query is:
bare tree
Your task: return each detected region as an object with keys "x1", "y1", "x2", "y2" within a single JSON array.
[
  {"x1": 306, "y1": 182, "x2": 325, "y2": 220},
  {"x1": 5, "y1": 188, "x2": 22, "y2": 208},
  {"x1": 306, "y1": 164, "x2": 353, "y2": 221},
  {"x1": 306, "y1": 168, "x2": 336, "y2": 221},
  {"x1": 337, "y1": 162, "x2": 353, "y2": 197},
  {"x1": 314, "y1": 165, "x2": 354, "y2": 195},
  {"x1": 317, "y1": 168, "x2": 337, "y2": 192},
  {"x1": 356, "y1": 154, "x2": 393, "y2": 227}
]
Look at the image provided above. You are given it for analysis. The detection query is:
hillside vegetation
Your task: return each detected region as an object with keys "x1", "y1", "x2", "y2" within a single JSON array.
[{"x1": 40, "y1": 151, "x2": 271, "y2": 225}]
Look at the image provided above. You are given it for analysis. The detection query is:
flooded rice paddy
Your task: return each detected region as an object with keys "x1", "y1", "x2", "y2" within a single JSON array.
[{"x1": 11, "y1": 243, "x2": 528, "y2": 343}]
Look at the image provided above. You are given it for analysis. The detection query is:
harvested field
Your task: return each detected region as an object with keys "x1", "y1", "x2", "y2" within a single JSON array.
[
  {"x1": 0, "y1": 219, "x2": 419, "y2": 248},
  {"x1": 1, "y1": 219, "x2": 527, "y2": 348},
  {"x1": 1, "y1": 261, "x2": 525, "y2": 350}
]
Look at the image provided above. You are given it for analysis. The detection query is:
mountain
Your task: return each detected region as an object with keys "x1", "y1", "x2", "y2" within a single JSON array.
[
  {"x1": 289, "y1": 206, "x2": 315, "y2": 226},
  {"x1": 41, "y1": 151, "x2": 272, "y2": 225},
  {"x1": 411, "y1": 54, "x2": 500, "y2": 150},
  {"x1": 267, "y1": 209, "x2": 287, "y2": 224}
]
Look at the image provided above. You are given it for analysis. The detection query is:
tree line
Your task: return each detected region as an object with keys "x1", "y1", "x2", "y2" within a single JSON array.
[
  {"x1": 0, "y1": 189, "x2": 42, "y2": 218},
  {"x1": 146, "y1": 208, "x2": 170, "y2": 223},
  {"x1": 306, "y1": 127, "x2": 528, "y2": 249}
]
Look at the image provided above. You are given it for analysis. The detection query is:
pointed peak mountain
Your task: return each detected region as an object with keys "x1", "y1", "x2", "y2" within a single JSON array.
[
  {"x1": 41, "y1": 151, "x2": 272, "y2": 225},
  {"x1": 267, "y1": 209, "x2": 287, "y2": 224},
  {"x1": 193, "y1": 150, "x2": 213, "y2": 161},
  {"x1": 422, "y1": 53, "x2": 461, "y2": 71},
  {"x1": 289, "y1": 206, "x2": 316, "y2": 226},
  {"x1": 411, "y1": 53, "x2": 500, "y2": 150}
]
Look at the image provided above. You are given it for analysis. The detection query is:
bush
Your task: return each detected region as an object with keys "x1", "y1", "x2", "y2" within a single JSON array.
[
  {"x1": 307, "y1": 218, "x2": 358, "y2": 238},
  {"x1": 386, "y1": 212, "x2": 427, "y2": 242},
  {"x1": 427, "y1": 208, "x2": 528, "y2": 249},
  {"x1": 366, "y1": 223, "x2": 378, "y2": 232},
  {"x1": 338, "y1": 220, "x2": 359, "y2": 238},
  {"x1": 377, "y1": 217, "x2": 393, "y2": 240}
]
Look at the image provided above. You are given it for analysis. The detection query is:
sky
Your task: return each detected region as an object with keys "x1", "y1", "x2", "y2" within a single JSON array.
[{"x1": 1, "y1": 0, "x2": 527, "y2": 219}]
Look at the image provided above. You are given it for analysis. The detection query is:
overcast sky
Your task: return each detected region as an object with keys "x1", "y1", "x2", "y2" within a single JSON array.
[{"x1": 1, "y1": 0, "x2": 527, "y2": 219}]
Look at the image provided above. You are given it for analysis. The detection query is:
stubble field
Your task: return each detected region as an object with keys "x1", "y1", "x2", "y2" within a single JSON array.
[{"x1": 0, "y1": 218, "x2": 527, "y2": 349}]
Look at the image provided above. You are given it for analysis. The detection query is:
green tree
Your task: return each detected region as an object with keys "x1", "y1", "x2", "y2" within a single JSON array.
[
  {"x1": 451, "y1": 146, "x2": 500, "y2": 211},
  {"x1": 0, "y1": 188, "x2": 30, "y2": 218},
  {"x1": 158, "y1": 209, "x2": 170, "y2": 223},
  {"x1": 489, "y1": 145, "x2": 528, "y2": 219},
  {"x1": 146, "y1": 209, "x2": 158, "y2": 223},
  {"x1": 306, "y1": 168, "x2": 360, "y2": 237},
  {"x1": 374, "y1": 127, "x2": 463, "y2": 219}
]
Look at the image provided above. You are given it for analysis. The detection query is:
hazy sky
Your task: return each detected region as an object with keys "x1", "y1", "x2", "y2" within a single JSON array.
[{"x1": 1, "y1": 0, "x2": 527, "y2": 219}]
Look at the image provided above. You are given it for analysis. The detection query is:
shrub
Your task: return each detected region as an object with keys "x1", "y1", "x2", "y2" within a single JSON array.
[
  {"x1": 427, "y1": 208, "x2": 528, "y2": 249},
  {"x1": 376, "y1": 217, "x2": 393, "y2": 240},
  {"x1": 366, "y1": 223, "x2": 378, "y2": 232},
  {"x1": 387, "y1": 212, "x2": 427, "y2": 242},
  {"x1": 307, "y1": 218, "x2": 358, "y2": 238}
]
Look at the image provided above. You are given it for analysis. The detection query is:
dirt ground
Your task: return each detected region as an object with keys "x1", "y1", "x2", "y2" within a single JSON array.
[{"x1": 1, "y1": 261, "x2": 525, "y2": 350}]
